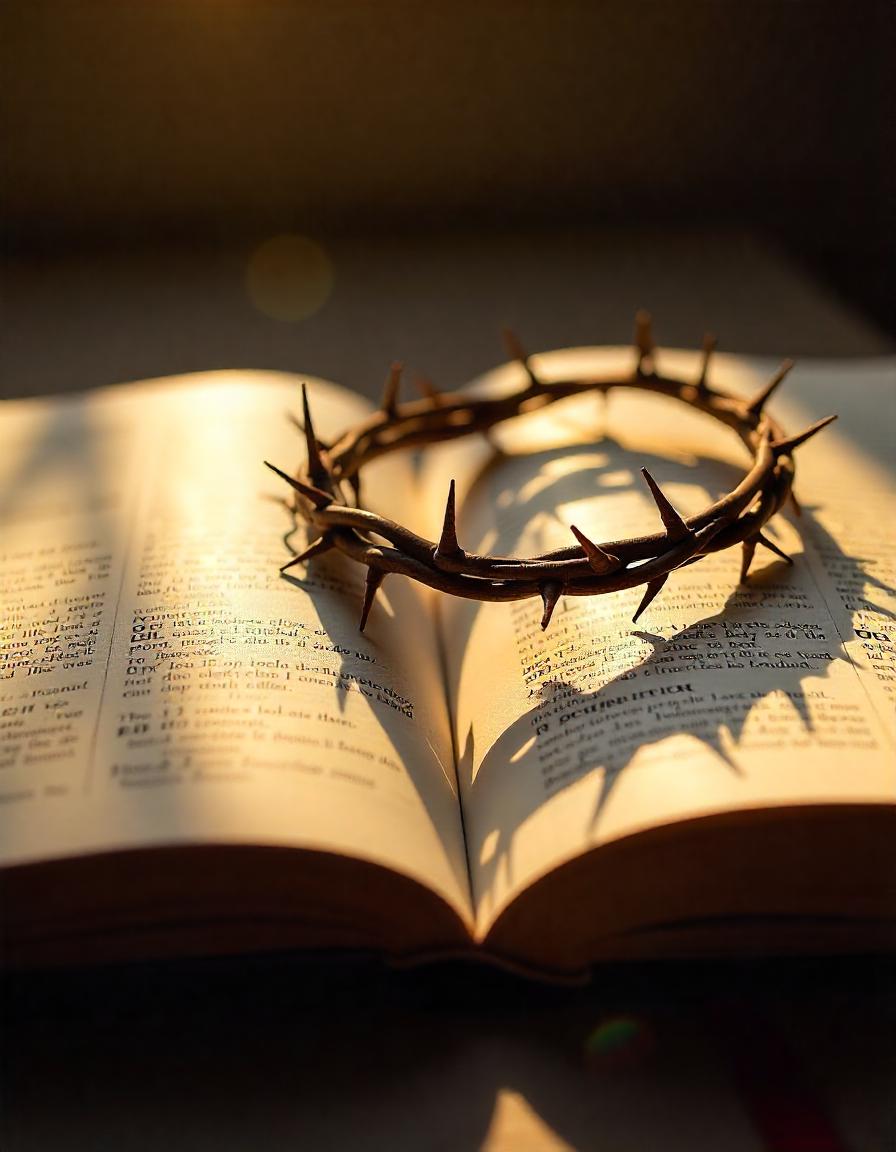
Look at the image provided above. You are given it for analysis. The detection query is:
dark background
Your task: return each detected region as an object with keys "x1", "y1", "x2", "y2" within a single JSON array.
[
  {"x1": 2, "y1": 2, "x2": 893, "y2": 284},
  {"x1": 1, "y1": 1, "x2": 893, "y2": 403}
]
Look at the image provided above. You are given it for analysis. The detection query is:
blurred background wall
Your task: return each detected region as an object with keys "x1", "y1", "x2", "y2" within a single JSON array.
[{"x1": 1, "y1": 0, "x2": 892, "y2": 395}]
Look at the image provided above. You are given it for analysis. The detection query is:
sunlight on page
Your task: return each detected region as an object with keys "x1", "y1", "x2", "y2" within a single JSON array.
[
  {"x1": 431, "y1": 349, "x2": 896, "y2": 932},
  {"x1": 0, "y1": 373, "x2": 472, "y2": 922},
  {"x1": 482, "y1": 1090, "x2": 576, "y2": 1152}
]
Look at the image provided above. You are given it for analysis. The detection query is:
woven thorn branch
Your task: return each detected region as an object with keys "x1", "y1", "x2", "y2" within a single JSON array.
[{"x1": 265, "y1": 313, "x2": 836, "y2": 632}]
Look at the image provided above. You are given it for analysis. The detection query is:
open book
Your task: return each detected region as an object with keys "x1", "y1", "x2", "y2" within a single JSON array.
[{"x1": 2, "y1": 348, "x2": 894, "y2": 976}]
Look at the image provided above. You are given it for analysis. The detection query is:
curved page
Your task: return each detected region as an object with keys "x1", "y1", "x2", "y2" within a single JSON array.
[
  {"x1": 0, "y1": 372, "x2": 472, "y2": 926},
  {"x1": 429, "y1": 349, "x2": 896, "y2": 935}
]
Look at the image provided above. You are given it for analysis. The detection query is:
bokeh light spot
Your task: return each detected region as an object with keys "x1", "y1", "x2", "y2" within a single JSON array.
[
  {"x1": 247, "y1": 234, "x2": 333, "y2": 322},
  {"x1": 583, "y1": 1014, "x2": 655, "y2": 1071}
]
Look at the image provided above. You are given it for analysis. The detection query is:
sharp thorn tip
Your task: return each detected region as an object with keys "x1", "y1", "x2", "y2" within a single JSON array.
[
  {"x1": 539, "y1": 582, "x2": 562, "y2": 630},
  {"x1": 381, "y1": 362, "x2": 403, "y2": 415},
  {"x1": 435, "y1": 479, "x2": 461, "y2": 557},
  {"x1": 757, "y1": 533, "x2": 794, "y2": 565},
  {"x1": 772, "y1": 414, "x2": 837, "y2": 455},
  {"x1": 640, "y1": 468, "x2": 691, "y2": 541},
  {"x1": 569, "y1": 524, "x2": 619, "y2": 574},
  {"x1": 747, "y1": 359, "x2": 794, "y2": 416},
  {"x1": 359, "y1": 568, "x2": 385, "y2": 632},
  {"x1": 301, "y1": 384, "x2": 327, "y2": 481},
  {"x1": 739, "y1": 538, "x2": 757, "y2": 583},
  {"x1": 632, "y1": 574, "x2": 668, "y2": 623}
]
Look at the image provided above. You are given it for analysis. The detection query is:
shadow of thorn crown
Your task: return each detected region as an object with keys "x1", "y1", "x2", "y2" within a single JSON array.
[{"x1": 265, "y1": 312, "x2": 836, "y2": 632}]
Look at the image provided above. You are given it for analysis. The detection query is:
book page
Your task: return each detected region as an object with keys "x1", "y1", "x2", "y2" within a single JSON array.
[
  {"x1": 431, "y1": 349, "x2": 896, "y2": 935},
  {"x1": 0, "y1": 373, "x2": 472, "y2": 924}
]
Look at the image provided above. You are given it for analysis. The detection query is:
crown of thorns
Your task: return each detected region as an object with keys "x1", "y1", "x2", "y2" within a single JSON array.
[{"x1": 265, "y1": 313, "x2": 835, "y2": 633}]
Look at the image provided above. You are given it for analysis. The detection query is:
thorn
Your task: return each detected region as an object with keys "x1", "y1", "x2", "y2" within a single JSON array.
[
  {"x1": 747, "y1": 359, "x2": 794, "y2": 417},
  {"x1": 771, "y1": 415, "x2": 837, "y2": 456},
  {"x1": 264, "y1": 461, "x2": 331, "y2": 509},
  {"x1": 502, "y1": 327, "x2": 539, "y2": 386},
  {"x1": 757, "y1": 532, "x2": 793, "y2": 565},
  {"x1": 381, "y1": 362, "x2": 403, "y2": 416},
  {"x1": 569, "y1": 525, "x2": 619, "y2": 574},
  {"x1": 435, "y1": 479, "x2": 462, "y2": 558},
  {"x1": 634, "y1": 309, "x2": 654, "y2": 372},
  {"x1": 415, "y1": 375, "x2": 443, "y2": 406},
  {"x1": 640, "y1": 468, "x2": 691, "y2": 542},
  {"x1": 539, "y1": 582, "x2": 563, "y2": 630},
  {"x1": 632, "y1": 574, "x2": 668, "y2": 623},
  {"x1": 739, "y1": 538, "x2": 757, "y2": 582},
  {"x1": 696, "y1": 332, "x2": 717, "y2": 391},
  {"x1": 790, "y1": 490, "x2": 803, "y2": 517},
  {"x1": 359, "y1": 567, "x2": 385, "y2": 632},
  {"x1": 502, "y1": 326, "x2": 527, "y2": 364},
  {"x1": 301, "y1": 383, "x2": 327, "y2": 482},
  {"x1": 279, "y1": 534, "x2": 334, "y2": 572}
]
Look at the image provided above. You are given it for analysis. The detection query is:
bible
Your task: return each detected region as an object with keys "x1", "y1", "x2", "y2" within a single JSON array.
[{"x1": 1, "y1": 347, "x2": 894, "y2": 976}]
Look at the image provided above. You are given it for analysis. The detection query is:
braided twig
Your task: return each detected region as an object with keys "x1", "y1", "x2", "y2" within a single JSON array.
[{"x1": 265, "y1": 313, "x2": 835, "y2": 631}]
